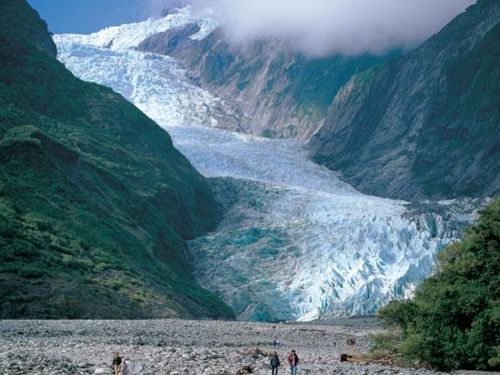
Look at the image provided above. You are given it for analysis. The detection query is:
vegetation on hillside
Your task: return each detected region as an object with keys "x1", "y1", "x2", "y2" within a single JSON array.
[
  {"x1": 375, "y1": 200, "x2": 500, "y2": 371},
  {"x1": 0, "y1": 0, "x2": 233, "y2": 319}
]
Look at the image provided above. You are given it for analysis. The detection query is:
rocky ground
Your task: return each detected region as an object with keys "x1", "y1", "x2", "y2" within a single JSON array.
[{"x1": 0, "y1": 319, "x2": 496, "y2": 375}]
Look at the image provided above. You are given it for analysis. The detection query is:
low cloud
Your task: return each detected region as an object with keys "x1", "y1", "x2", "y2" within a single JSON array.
[{"x1": 188, "y1": 0, "x2": 475, "y2": 56}]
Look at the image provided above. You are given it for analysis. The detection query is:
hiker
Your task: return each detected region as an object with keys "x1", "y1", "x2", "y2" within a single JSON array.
[
  {"x1": 287, "y1": 350, "x2": 299, "y2": 375},
  {"x1": 112, "y1": 352, "x2": 122, "y2": 375},
  {"x1": 273, "y1": 337, "x2": 281, "y2": 349},
  {"x1": 270, "y1": 351, "x2": 280, "y2": 375}
]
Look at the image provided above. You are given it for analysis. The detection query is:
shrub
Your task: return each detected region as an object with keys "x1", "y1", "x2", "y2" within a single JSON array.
[{"x1": 379, "y1": 200, "x2": 500, "y2": 371}]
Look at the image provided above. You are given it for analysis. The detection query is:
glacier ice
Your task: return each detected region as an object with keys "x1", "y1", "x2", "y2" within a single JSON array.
[
  {"x1": 55, "y1": 39, "x2": 239, "y2": 129},
  {"x1": 54, "y1": 6, "x2": 217, "y2": 51},
  {"x1": 54, "y1": 9, "x2": 481, "y2": 321}
]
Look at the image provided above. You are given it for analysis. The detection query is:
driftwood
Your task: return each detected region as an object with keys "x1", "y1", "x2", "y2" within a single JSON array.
[
  {"x1": 340, "y1": 353, "x2": 362, "y2": 362},
  {"x1": 341, "y1": 353, "x2": 398, "y2": 366},
  {"x1": 368, "y1": 353, "x2": 400, "y2": 366},
  {"x1": 370, "y1": 357, "x2": 394, "y2": 365}
]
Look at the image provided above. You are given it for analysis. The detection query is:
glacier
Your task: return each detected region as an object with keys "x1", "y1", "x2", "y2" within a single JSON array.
[{"x1": 54, "y1": 9, "x2": 481, "y2": 321}]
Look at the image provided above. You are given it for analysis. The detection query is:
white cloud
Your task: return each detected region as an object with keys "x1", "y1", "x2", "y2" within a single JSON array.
[{"x1": 188, "y1": 0, "x2": 476, "y2": 56}]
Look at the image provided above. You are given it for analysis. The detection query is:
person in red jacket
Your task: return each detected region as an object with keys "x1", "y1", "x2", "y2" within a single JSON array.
[{"x1": 287, "y1": 350, "x2": 299, "y2": 375}]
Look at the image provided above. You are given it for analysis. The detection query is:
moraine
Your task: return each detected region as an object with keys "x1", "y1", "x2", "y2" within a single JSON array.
[{"x1": 54, "y1": 8, "x2": 480, "y2": 321}]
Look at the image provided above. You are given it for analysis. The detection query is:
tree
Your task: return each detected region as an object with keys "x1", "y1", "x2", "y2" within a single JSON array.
[{"x1": 379, "y1": 200, "x2": 500, "y2": 370}]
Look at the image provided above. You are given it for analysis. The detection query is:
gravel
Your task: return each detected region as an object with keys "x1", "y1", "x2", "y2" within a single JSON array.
[{"x1": 0, "y1": 320, "x2": 495, "y2": 375}]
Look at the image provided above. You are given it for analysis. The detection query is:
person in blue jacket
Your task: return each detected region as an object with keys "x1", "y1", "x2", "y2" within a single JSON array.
[{"x1": 270, "y1": 351, "x2": 280, "y2": 375}]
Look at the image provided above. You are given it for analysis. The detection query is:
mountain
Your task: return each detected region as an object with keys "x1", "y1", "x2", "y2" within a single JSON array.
[
  {"x1": 47, "y1": 1, "x2": 497, "y2": 320},
  {"x1": 309, "y1": 0, "x2": 500, "y2": 201},
  {"x1": 53, "y1": 13, "x2": 483, "y2": 321},
  {"x1": 0, "y1": 0, "x2": 233, "y2": 319},
  {"x1": 138, "y1": 23, "x2": 395, "y2": 139}
]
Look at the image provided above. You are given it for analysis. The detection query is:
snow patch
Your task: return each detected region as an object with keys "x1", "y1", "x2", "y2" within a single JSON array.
[{"x1": 53, "y1": 6, "x2": 216, "y2": 51}]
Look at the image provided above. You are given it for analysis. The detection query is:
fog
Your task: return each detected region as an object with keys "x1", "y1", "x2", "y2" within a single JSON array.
[{"x1": 184, "y1": 0, "x2": 475, "y2": 56}]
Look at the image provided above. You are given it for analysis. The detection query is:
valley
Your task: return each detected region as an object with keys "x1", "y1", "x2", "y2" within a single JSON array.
[
  {"x1": 1, "y1": 0, "x2": 497, "y2": 372},
  {"x1": 54, "y1": 11, "x2": 481, "y2": 321}
]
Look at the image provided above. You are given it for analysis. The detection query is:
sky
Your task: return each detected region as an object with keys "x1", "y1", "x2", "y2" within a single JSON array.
[
  {"x1": 27, "y1": 0, "x2": 184, "y2": 34},
  {"x1": 29, "y1": 0, "x2": 475, "y2": 55}
]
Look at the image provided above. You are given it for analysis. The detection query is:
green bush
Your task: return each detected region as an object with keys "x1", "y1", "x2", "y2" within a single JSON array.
[
  {"x1": 379, "y1": 200, "x2": 500, "y2": 371},
  {"x1": 368, "y1": 329, "x2": 401, "y2": 356}
]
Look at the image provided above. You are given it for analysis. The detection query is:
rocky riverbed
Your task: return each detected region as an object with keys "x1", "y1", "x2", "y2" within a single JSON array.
[{"x1": 0, "y1": 319, "x2": 494, "y2": 375}]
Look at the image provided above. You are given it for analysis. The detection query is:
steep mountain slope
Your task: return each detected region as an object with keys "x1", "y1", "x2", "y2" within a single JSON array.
[
  {"x1": 309, "y1": 0, "x2": 500, "y2": 200},
  {"x1": 0, "y1": 0, "x2": 232, "y2": 319},
  {"x1": 138, "y1": 24, "x2": 393, "y2": 139}
]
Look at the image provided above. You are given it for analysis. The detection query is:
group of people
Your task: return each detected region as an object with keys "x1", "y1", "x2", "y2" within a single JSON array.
[
  {"x1": 270, "y1": 349, "x2": 299, "y2": 375},
  {"x1": 112, "y1": 348, "x2": 300, "y2": 375}
]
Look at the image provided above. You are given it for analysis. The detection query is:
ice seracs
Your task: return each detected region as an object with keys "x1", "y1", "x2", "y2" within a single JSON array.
[{"x1": 54, "y1": 8, "x2": 479, "y2": 321}]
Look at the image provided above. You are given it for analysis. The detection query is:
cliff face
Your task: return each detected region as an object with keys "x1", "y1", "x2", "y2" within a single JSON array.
[
  {"x1": 309, "y1": 0, "x2": 500, "y2": 200},
  {"x1": 138, "y1": 26, "x2": 391, "y2": 139},
  {"x1": 0, "y1": 0, "x2": 232, "y2": 319}
]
